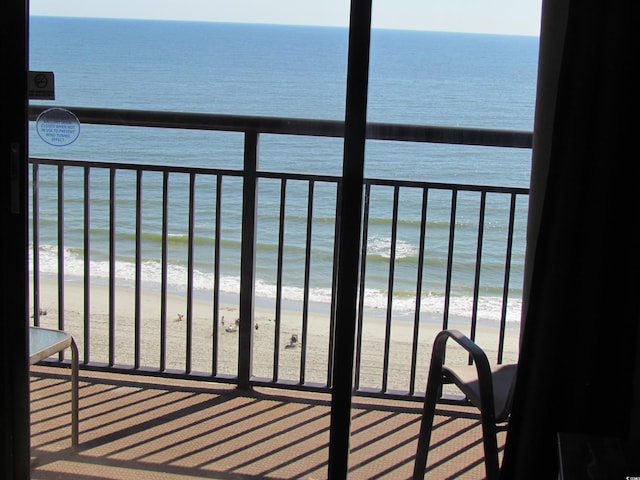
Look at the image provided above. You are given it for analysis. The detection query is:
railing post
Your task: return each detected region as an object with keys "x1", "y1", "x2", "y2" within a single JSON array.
[{"x1": 238, "y1": 131, "x2": 259, "y2": 390}]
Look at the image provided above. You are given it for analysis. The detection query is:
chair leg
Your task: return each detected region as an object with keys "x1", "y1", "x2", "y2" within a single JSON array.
[
  {"x1": 413, "y1": 365, "x2": 445, "y2": 479},
  {"x1": 414, "y1": 330, "x2": 452, "y2": 479},
  {"x1": 479, "y1": 409, "x2": 500, "y2": 480},
  {"x1": 413, "y1": 381, "x2": 439, "y2": 479},
  {"x1": 70, "y1": 338, "x2": 79, "y2": 451}
]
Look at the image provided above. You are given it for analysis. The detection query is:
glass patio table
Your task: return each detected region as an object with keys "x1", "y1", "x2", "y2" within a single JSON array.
[{"x1": 29, "y1": 326, "x2": 79, "y2": 450}]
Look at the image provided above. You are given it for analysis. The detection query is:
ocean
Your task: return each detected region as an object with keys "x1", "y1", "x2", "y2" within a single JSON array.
[{"x1": 28, "y1": 16, "x2": 539, "y2": 325}]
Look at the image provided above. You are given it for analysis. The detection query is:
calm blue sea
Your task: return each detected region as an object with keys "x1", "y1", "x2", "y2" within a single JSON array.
[{"x1": 28, "y1": 16, "x2": 539, "y2": 324}]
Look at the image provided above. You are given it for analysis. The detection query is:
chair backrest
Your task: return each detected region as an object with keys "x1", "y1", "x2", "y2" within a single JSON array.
[{"x1": 494, "y1": 364, "x2": 518, "y2": 423}]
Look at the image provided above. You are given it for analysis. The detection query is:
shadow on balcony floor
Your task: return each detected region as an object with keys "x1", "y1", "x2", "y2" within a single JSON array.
[{"x1": 30, "y1": 365, "x2": 504, "y2": 479}]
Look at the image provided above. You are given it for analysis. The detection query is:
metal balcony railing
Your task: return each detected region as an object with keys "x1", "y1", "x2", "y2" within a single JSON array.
[{"x1": 28, "y1": 105, "x2": 531, "y2": 400}]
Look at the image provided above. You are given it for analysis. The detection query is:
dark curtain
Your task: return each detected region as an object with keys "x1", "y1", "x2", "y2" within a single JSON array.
[{"x1": 501, "y1": 0, "x2": 640, "y2": 477}]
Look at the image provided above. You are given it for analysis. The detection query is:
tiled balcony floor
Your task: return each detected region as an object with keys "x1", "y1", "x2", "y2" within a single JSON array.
[{"x1": 30, "y1": 365, "x2": 504, "y2": 479}]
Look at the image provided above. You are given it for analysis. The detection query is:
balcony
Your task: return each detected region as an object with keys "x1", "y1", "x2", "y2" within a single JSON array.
[
  {"x1": 30, "y1": 364, "x2": 506, "y2": 479},
  {"x1": 28, "y1": 105, "x2": 530, "y2": 478}
]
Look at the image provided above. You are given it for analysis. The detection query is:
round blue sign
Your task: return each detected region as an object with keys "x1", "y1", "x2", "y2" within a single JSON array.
[{"x1": 36, "y1": 108, "x2": 81, "y2": 146}]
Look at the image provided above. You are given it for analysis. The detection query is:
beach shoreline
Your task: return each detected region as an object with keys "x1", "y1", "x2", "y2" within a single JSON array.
[{"x1": 31, "y1": 277, "x2": 520, "y2": 393}]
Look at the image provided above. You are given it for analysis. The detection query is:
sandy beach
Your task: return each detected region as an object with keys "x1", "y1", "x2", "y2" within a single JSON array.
[{"x1": 31, "y1": 278, "x2": 520, "y2": 394}]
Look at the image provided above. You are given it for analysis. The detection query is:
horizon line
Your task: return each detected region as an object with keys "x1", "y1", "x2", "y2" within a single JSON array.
[{"x1": 30, "y1": 14, "x2": 541, "y2": 38}]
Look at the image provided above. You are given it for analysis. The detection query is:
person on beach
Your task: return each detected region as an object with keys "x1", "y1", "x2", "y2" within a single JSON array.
[{"x1": 285, "y1": 334, "x2": 298, "y2": 349}]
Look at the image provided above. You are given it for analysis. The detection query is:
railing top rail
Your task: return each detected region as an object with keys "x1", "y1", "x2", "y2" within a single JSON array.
[
  {"x1": 365, "y1": 177, "x2": 529, "y2": 194},
  {"x1": 28, "y1": 156, "x2": 529, "y2": 194},
  {"x1": 28, "y1": 105, "x2": 533, "y2": 149},
  {"x1": 28, "y1": 156, "x2": 245, "y2": 178}
]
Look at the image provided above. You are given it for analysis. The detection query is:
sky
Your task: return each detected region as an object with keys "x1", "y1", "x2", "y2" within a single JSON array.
[{"x1": 30, "y1": 0, "x2": 542, "y2": 36}]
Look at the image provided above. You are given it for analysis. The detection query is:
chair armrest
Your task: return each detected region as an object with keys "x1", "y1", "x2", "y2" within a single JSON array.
[{"x1": 431, "y1": 330, "x2": 491, "y2": 369}]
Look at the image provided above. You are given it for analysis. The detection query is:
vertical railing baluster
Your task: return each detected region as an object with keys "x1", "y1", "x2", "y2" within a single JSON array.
[
  {"x1": 468, "y1": 191, "x2": 487, "y2": 365},
  {"x1": 498, "y1": 193, "x2": 517, "y2": 364},
  {"x1": 186, "y1": 172, "x2": 196, "y2": 373},
  {"x1": 354, "y1": 182, "x2": 371, "y2": 391},
  {"x1": 273, "y1": 178, "x2": 287, "y2": 382},
  {"x1": 32, "y1": 163, "x2": 40, "y2": 327},
  {"x1": 134, "y1": 169, "x2": 142, "y2": 369},
  {"x1": 382, "y1": 185, "x2": 400, "y2": 393},
  {"x1": 57, "y1": 166, "x2": 65, "y2": 334},
  {"x1": 327, "y1": 180, "x2": 342, "y2": 388},
  {"x1": 443, "y1": 189, "x2": 458, "y2": 329},
  {"x1": 212, "y1": 175, "x2": 222, "y2": 376},
  {"x1": 300, "y1": 180, "x2": 315, "y2": 385},
  {"x1": 239, "y1": 131, "x2": 259, "y2": 389},
  {"x1": 160, "y1": 171, "x2": 169, "y2": 371},
  {"x1": 108, "y1": 167, "x2": 116, "y2": 366},
  {"x1": 409, "y1": 187, "x2": 428, "y2": 395},
  {"x1": 83, "y1": 166, "x2": 91, "y2": 364}
]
